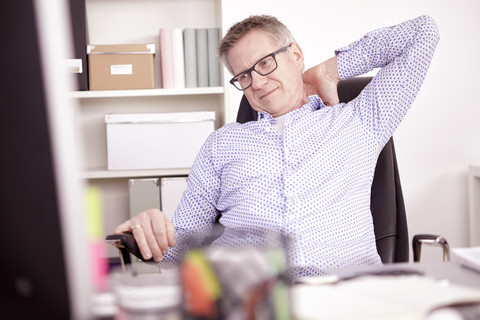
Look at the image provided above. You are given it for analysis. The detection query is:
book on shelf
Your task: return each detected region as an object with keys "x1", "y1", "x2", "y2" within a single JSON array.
[
  {"x1": 196, "y1": 28, "x2": 209, "y2": 88},
  {"x1": 173, "y1": 28, "x2": 185, "y2": 88},
  {"x1": 159, "y1": 28, "x2": 175, "y2": 88},
  {"x1": 184, "y1": 28, "x2": 198, "y2": 88},
  {"x1": 160, "y1": 27, "x2": 222, "y2": 89},
  {"x1": 207, "y1": 28, "x2": 221, "y2": 87}
]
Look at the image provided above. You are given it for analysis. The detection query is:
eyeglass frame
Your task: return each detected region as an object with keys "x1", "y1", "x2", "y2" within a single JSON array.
[{"x1": 229, "y1": 43, "x2": 292, "y2": 91}]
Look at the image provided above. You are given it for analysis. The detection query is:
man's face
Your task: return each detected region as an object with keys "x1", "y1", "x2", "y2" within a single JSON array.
[{"x1": 227, "y1": 30, "x2": 306, "y2": 117}]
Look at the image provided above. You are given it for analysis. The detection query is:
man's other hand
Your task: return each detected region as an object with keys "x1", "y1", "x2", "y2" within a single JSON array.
[{"x1": 114, "y1": 208, "x2": 176, "y2": 263}]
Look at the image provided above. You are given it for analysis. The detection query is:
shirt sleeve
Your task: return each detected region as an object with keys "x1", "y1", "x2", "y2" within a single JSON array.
[
  {"x1": 158, "y1": 131, "x2": 221, "y2": 266},
  {"x1": 335, "y1": 15, "x2": 440, "y2": 146}
]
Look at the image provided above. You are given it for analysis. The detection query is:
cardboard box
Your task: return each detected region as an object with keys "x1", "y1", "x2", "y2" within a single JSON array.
[
  {"x1": 105, "y1": 112, "x2": 215, "y2": 170},
  {"x1": 87, "y1": 44, "x2": 155, "y2": 90}
]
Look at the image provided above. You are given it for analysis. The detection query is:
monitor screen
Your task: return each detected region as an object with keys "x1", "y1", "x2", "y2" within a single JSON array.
[{"x1": 0, "y1": 1, "x2": 91, "y2": 318}]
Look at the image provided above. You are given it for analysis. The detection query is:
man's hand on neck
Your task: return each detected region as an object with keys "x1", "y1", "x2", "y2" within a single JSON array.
[{"x1": 303, "y1": 56, "x2": 341, "y2": 106}]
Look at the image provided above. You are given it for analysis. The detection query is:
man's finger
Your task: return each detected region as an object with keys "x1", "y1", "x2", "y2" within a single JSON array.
[
  {"x1": 113, "y1": 220, "x2": 131, "y2": 235},
  {"x1": 166, "y1": 219, "x2": 176, "y2": 247},
  {"x1": 150, "y1": 212, "x2": 170, "y2": 256},
  {"x1": 130, "y1": 224, "x2": 153, "y2": 261}
]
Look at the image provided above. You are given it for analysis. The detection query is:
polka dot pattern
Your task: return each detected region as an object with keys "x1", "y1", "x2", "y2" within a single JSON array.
[{"x1": 161, "y1": 15, "x2": 439, "y2": 279}]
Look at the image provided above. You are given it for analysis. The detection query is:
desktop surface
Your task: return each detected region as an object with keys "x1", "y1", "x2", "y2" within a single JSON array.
[
  {"x1": 291, "y1": 262, "x2": 480, "y2": 320},
  {"x1": 323, "y1": 261, "x2": 480, "y2": 288}
]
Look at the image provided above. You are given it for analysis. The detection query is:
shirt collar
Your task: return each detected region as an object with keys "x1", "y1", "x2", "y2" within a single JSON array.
[{"x1": 257, "y1": 95, "x2": 326, "y2": 124}]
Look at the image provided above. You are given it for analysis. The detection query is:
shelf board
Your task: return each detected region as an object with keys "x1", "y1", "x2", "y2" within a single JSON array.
[
  {"x1": 81, "y1": 168, "x2": 190, "y2": 179},
  {"x1": 70, "y1": 87, "x2": 224, "y2": 99}
]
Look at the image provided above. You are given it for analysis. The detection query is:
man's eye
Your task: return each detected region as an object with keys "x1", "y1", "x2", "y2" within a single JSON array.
[
  {"x1": 258, "y1": 57, "x2": 273, "y2": 69},
  {"x1": 260, "y1": 58, "x2": 270, "y2": 66},
  {"x1": 238, "y1": 73, "x2": 250, "y2": 82}
]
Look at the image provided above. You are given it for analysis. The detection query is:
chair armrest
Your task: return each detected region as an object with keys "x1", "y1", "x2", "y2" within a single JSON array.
[
  {"x1": 412, "y1": 234, "x2": 450, "y2": 262},
  {"x1": 105, "y1": 233, "x2": 155, "y2": 268}
]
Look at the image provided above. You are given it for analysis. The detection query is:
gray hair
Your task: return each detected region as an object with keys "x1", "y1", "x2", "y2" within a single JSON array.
[{"x1": 218, "y1": 15, "x2": 296, "y2": 75}]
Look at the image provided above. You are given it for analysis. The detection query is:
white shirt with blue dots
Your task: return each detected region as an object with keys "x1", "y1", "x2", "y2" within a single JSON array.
[{"x1": 162, "y1": 15, "x2": 440, "y2": 279}]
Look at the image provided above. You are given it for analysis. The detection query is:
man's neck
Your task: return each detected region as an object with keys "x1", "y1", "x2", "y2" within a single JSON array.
[{"x1": 272, "y1": 113, "x2": 287, "y2": 135}]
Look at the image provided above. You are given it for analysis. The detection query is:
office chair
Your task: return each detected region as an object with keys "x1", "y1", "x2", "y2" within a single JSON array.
[{"x1": 108, "y1": 77, "x2": 449, "y2": 267}]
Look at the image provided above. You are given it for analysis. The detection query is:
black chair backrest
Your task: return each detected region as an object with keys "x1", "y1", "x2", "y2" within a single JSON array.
[{"x1": 236, "y1": 77, "x2": 409, "y2": 263}]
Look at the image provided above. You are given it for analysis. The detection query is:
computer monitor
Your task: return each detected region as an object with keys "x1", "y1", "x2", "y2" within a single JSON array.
[{"x1": 0, "y1": 1, "x2": 92, "y2": 318}]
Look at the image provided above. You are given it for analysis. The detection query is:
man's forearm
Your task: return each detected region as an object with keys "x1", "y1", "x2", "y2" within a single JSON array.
[
  {"x1": 322, "y1": 56, "x2": 341, "y2": 84},
  {"x1": 335, "y1": 15, "x2": 440, "y2": 80},
  {"x1": 333, "y1": 15, "x2": 439, "y2": 144}
]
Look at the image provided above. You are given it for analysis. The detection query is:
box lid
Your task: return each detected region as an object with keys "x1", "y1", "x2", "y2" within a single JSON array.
[
  {"x1": 87, "y1": 44, "x2": 155, "y2": 55},
  {"x1": 105, "y1": 112, "x2": 216, "y2": 124}
]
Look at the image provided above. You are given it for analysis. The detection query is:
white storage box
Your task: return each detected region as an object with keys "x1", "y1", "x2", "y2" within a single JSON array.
[{"x1": 105, "y1": 112, "x2": 215, "y2": 170}]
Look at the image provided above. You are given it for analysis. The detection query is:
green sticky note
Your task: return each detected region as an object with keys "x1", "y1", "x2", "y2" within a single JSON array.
[{"x1": 85, "y1": 186, "x2": 103, "y2": 239}]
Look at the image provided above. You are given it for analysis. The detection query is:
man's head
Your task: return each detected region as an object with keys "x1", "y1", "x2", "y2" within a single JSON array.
[{"x1": 219, "y1": 15, "x2": 307, "y2": 117}]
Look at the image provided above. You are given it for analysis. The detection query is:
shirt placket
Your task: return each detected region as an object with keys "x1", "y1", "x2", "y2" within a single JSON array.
[{"x1": 281, "y1": 114, "x2": 301, "y2": 243}]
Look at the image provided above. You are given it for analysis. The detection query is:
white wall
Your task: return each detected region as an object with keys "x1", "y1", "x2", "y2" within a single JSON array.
[{"x1": 222, "y1": 0, "x2": 480, "y2": 260}]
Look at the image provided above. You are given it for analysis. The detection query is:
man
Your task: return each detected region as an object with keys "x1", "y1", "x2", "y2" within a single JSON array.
[{"x1": 115, "y1": 15, "x2": 439, "y2": 278}]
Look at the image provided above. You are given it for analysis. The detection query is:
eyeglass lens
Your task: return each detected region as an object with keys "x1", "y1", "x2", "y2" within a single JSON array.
[{"x1": 236, "y1": 56, "x2": 277, "y2": 89}]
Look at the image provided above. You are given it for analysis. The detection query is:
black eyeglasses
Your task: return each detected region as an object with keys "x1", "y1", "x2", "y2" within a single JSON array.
[{"x1": 229, "y1": 44, "x2": 292, "y2": 91}]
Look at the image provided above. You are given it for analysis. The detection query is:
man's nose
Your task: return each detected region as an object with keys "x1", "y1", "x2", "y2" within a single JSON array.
[{"x1": 250, "y1": 71, "x2": 267, "y2": 89}]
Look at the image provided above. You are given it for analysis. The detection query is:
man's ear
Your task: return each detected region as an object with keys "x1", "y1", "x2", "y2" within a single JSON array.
[{"x1": 290, "y1": 42, "x2": 304, "y2": 69}]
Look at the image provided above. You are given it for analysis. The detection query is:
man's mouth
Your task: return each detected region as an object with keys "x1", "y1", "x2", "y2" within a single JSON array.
[{"x1": 260, "y1": 88, "x2": 277, "y2": 99}]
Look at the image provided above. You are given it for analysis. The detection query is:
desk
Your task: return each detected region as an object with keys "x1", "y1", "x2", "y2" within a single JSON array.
[
  {"x1": 94, "y1": 262, "x2": 480, "y2": 319},
  {"x1": 291, "y1": 262, "x2": 480, "y2": 320}
]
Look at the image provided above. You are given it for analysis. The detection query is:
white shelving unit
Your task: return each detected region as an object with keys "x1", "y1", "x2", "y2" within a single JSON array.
[{"x1": 75, "y1": 0, "x2": 230, "y2": 250}]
